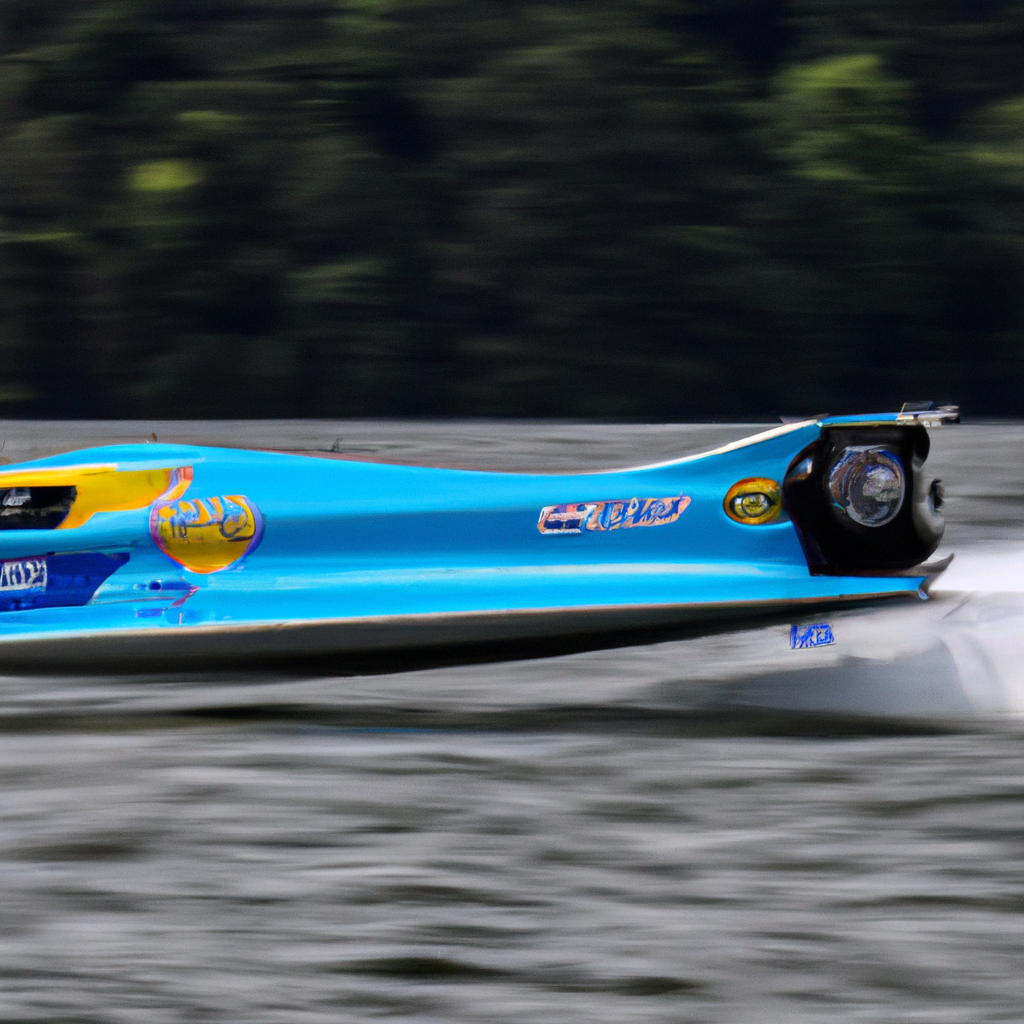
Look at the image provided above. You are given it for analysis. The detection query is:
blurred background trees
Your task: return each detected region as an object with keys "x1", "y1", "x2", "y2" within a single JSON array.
[{"x1": 0, "y1": 0, "x2": 1022, "y2": 417}]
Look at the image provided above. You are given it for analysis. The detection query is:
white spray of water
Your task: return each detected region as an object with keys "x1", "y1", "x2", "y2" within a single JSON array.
[{"x1": 695, "y1": 545, "x2": 1024, "y2": 719}]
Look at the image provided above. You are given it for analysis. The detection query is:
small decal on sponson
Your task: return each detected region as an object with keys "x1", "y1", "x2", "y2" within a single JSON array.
[
  {"x1": 790, "y1": 623, "x2": 835, "y2": 649},
  {"x1": 724, "y1": 477, "x2": 782, "y2": 525}
]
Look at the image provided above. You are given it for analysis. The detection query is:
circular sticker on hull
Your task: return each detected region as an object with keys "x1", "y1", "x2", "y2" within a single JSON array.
[
  {"x1": 150, "y1": 494, "x2": 263, "y2": 573},
  {"x1": 724, "y1": 477, "x2": 782, "y2": 525}
]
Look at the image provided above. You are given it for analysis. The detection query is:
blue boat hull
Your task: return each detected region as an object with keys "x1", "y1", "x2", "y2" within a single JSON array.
[{"x1": 0, "y1": 416, "x2": 949, "y2": 668}]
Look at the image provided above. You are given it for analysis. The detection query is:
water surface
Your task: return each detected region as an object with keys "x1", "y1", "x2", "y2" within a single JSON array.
[{"x1": 1, "y1": 420, "x2": 1023, "y2": 1023}]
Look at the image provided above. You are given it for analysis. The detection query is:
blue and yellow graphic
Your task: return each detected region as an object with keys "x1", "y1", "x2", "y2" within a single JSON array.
[
  {"x1": 150, "y1": 494, "x2": 263, "y2": 573},
  {"x1": 0, "y1": 464, "x2": 192, "y2": 530}
]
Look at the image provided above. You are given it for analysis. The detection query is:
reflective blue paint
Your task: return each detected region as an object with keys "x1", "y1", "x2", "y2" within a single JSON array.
[{"x1": 0, "y1": 420, "x2": 936, "y2": 654}]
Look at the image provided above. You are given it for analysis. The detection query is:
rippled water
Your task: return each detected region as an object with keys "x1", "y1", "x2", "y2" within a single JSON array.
[{"x1": 2, "y1": 419, "x2": 1024, "y2": 1024}]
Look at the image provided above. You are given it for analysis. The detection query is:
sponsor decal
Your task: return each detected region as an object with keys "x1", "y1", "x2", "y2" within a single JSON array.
[
  {"x1": 150, "y1": 494, "x2": 264, "y2": 573},
  {"x1": 790, "y1": 623, "x2": 835, "y2": 649},
  {"x1": 0, "y1": 552, "x2": 129, "y2": 613},
  {"x1": 724, "y1": 477, "x2": 782, "y2": 525},
  {"x1": 538, "y1": 494, "x2": 690, "y2": 535}
]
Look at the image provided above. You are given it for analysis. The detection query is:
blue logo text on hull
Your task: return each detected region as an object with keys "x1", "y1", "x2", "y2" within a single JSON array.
[{"x1": 790, "y1": 623, "x2": 835, "y2": 649}]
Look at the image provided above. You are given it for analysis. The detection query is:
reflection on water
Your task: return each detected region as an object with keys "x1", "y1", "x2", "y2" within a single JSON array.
[{"x1": 1, "y1": 420, "x2": 1024, "y2": 1023}]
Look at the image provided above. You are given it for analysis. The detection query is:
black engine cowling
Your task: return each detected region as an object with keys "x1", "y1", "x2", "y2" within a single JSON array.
[{"x1": 782, "y1": 425, "x2": 944, "y2": 575}]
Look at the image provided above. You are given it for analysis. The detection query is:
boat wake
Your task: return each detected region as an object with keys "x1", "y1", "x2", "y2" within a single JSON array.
[{"x1": 648, "y1": 542, "x2": 1024, "y2": 722}]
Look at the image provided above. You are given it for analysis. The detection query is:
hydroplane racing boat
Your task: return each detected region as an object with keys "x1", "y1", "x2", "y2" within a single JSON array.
[{"x1": 0, "y1": 409, "x2": 957, "y2": 668}]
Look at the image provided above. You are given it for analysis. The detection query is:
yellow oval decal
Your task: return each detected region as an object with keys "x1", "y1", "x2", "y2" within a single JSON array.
[
  {"x1": 724, "y1": 478, "x2": 782, "y2": 525},
  {"x1": 150, "y1": 494, "x2": 263, "y2": 573}
]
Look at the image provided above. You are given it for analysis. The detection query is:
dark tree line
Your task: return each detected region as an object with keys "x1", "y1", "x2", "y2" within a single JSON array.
[{"x1": 0, "y1": 0, "x2": 1023, "y2": 418}]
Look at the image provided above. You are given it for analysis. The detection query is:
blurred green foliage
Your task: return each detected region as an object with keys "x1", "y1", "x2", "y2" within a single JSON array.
[{"x1": 0, "y1": 0, "x2": 1023, "y2": 416}]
